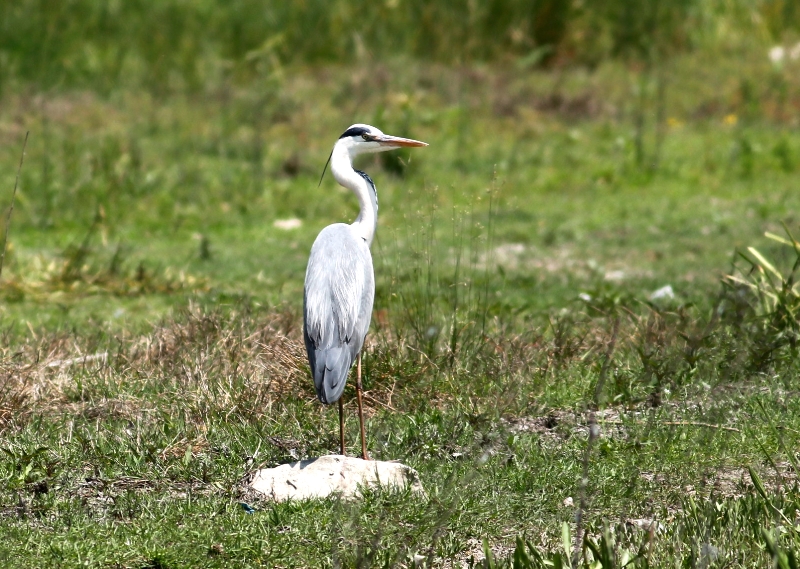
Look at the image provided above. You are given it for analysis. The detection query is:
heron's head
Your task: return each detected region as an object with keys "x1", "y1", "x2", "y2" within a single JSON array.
[{"x1": 336, "y1": 124, "x2": 427, "y2": 157}]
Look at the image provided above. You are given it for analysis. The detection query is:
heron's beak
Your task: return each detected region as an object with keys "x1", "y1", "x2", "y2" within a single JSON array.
[{"x1": 374, "y1": 134, "x2": 428, "y2": 148}]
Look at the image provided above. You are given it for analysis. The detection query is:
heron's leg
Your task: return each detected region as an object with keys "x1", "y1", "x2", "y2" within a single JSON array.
[
  {"x1": 356, "y1": 353, "x2": 370, "y2": 460},
  {"x1": 338, "y1": 398, "x2": 345, "y2": 456}
]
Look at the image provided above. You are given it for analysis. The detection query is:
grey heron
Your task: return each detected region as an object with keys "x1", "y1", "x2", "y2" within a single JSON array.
[{"x1": 304, "y1": 124, "x2": 427, "y2": 460}]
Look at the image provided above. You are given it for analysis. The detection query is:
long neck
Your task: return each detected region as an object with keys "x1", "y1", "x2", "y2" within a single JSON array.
[{"x1": 330, "y1": 143, "x2": 378, "y2": 246}]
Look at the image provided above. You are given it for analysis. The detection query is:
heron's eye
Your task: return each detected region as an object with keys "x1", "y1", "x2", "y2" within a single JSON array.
[{"x1": 361, "y1": 133, "x2": 370, "y2": 141}]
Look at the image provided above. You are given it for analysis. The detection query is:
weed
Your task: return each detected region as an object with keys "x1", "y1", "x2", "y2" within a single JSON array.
[
  {"x1": 723, "y1": 225, "x2": 800, "y2": 370},
  {"x1": 0, "y1": 132, "x2": 27, "y2": 280}
]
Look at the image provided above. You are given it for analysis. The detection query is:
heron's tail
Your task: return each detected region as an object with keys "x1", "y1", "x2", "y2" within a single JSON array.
[{"x1": 310, "y1": 346, "x2": 352, "y2": 404}]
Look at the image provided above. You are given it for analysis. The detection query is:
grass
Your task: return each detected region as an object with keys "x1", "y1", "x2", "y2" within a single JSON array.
[
  {"x1": 5, "y1": 0, "x2": 790, "y2": 92},
  {"x1": 2, "y1": 303, "x2": 800, "y2": 567},
  {"x1": 2, "y1": 46, "x2": 800, "y2": 566}
]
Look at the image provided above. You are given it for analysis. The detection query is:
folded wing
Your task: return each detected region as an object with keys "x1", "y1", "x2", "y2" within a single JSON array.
[{"x1": 303, "y1": 224, "x2": 375, "y2": 404}]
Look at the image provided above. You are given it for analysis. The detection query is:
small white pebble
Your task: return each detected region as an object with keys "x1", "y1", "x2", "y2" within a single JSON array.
[
  {"x1": 563, "y1": 496, "x2": 574, "y2": 507},
  {"x1": 273, "y1": 218, "x2": 302, "y2": 230},
  {"x1": 649, "y1": 285, "x2": 675, "y2": 301},
  {"x1": 769, "y1": 46, "x2": 785, "y2": 64}
]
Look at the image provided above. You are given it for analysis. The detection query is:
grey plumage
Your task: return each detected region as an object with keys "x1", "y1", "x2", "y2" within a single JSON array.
[{"x1": 303, "y1": 223, "x2": 374, "y2": 404}]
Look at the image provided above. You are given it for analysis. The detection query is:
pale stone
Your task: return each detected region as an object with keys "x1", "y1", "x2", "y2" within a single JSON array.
[
  {"x1": 249, "y1": 455, "x2": 424, "y2": 502},
  {"x1": 769, "y1": 46, "x2": 785, "y2": 64},
  {"x1": 649, "y1": 284, "x2": 675, "y2": 301},
  {"x1": 273, "y1": 218, "x2": 302, "y2": 230}
]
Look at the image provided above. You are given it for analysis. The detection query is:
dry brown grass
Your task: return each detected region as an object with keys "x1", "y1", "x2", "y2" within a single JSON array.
[
  {"x1": 0, "y1": 296, "x2": 777, "y2": 437},
  {"x1": 0, "y1": 305, "x2": 312, "y2": 433},
  {"x1": 0, "y1": 333, "x2": 78, "y2": 431},
  {"x1": 0, "y1": 300, "x2": 584, "y2": 436}
]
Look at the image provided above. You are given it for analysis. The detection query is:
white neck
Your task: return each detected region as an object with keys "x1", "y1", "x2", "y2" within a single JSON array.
[{"x1": 330, "y1": 141, "x2": 378, "y2": 246}]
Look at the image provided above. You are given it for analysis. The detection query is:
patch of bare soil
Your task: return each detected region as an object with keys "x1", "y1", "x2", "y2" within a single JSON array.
[
  {"x1": 446, "y1": 538, "x2": 515, "y2": 569},
  {"x1": 506, "y1": 402, "x2": 797, "y2": 506},
  {"x1": 71, "y1": 474, "x2": 227, "y2": 521}
]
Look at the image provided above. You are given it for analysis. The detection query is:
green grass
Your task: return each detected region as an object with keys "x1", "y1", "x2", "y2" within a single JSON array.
[
  {"x1": 2, "y1": 50, "x2": 800, "y2": 566},
  {"x1": 6, "y1": 0, "x2": 793, "y2": 92},
  {"x1": 2, "y1": 304, "x2": 800, "y2": 567}
]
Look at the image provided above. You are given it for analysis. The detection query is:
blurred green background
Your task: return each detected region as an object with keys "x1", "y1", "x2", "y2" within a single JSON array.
[
  {"x1": 1, "y1": 0, "x2": 799, "y2": 90},
  {"x1": 0, "y1": 0, "x2": 799, "y2": 330}
]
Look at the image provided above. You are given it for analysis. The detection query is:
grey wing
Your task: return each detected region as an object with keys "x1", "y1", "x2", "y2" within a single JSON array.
[{"x1": 303, "y1": 224, "x2": 375, "y2": 404}]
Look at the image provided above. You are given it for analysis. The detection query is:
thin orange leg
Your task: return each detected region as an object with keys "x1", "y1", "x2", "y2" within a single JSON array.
[
  {"x1": 356, "y1": 353, "x2": 370, "y2": 460},
  {"x1": 338, "y1": 397, "x2": 345, "y2": 456}
]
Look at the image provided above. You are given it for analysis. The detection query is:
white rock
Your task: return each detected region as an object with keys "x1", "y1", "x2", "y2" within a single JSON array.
[
  {"x1": 626, "y1": 518, "x2": 665, "y2": 533},
  {"x1": 249, "y1": 455, "x2": 424, "y2": 502},
  {"x1": 273, "y1": 218, "x2": 302, "y2": 230},
  {"x1": 769, "y1": 46, "x2": 785, "y2": 64},
  {"x1": 649, "y1": 284, "x2": 675, "y2": 301}
]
